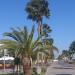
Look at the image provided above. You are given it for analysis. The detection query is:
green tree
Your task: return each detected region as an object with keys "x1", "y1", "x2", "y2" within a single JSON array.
[
  {"x1": 0, "y1": 26, "x2": 42, "y2": 75},
  {"x1": 62, "y1": 50, "x2": 69, "y2": 57},
  {"x1": 26, "y1": 0, "x2": 50, "y2": 36},
  {"x1": 60, "y1": 50, "x2": 72, "y2": 60},
  {"x1": 69, "y1": 41, "x2": 75, "y2": 58}
]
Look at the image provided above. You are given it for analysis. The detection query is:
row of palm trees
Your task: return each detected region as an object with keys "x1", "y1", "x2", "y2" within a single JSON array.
[{"x1": 0, "y1": 0, "x2": 58, "y2": 75}]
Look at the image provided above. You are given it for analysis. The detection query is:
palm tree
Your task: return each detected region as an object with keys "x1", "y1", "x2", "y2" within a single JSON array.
[
  {"x1": 26, "y1": 0, "x2": 51, "y2": 66},
  {"x1": 0, "y1": 26, "x2": 42, "y2": 75},
  {"x1": 41, "y1": 38, "x2": 58, "y2": 63},
  {"x1": 25, "y1": 0, "x2": 50, "y2": 37}
]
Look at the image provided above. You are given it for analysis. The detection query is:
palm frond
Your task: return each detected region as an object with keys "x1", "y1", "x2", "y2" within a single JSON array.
[{"x1": 25, "y1": 0, "x2": 50, "y2": 21}]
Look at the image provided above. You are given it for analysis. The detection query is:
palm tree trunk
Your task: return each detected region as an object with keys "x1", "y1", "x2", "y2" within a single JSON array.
[
  {"x1": 22, "y1": 57, "x2": 31, "y2": 75},
  {"x1": 38, "y1": 18, "x2": 43, "y2": 36}
]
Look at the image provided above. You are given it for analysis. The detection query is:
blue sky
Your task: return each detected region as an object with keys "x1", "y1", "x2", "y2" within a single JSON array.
[{"x1": 0, "y1": 0, "x2": 75, "y2": 55}]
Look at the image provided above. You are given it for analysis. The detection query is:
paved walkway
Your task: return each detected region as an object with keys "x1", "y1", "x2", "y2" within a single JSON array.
[{"x1": 45, "y1": 61, "x2": 75, "y2": 75}]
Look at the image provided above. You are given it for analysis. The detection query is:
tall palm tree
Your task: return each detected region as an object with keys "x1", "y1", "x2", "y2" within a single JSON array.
[
  {"x1": 0, "y1": 26, "x2": 42, "y2": 75},
  {"x1": 26, "y1": 0, "x2": 50, "y2": 37}
]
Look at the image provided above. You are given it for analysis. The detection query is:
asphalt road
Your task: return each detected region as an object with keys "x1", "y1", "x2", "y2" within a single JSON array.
[
  {"x1": 45, "y1": 60, "x2": 75, "y2": 75},
  {"x1": 0, "y1": 60, "x2": 75, "y2": 75}
]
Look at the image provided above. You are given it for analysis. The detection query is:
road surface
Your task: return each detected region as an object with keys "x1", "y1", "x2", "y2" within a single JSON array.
[{"x1": 45, "y1": 60, "x2": 75, "y2": 75}]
